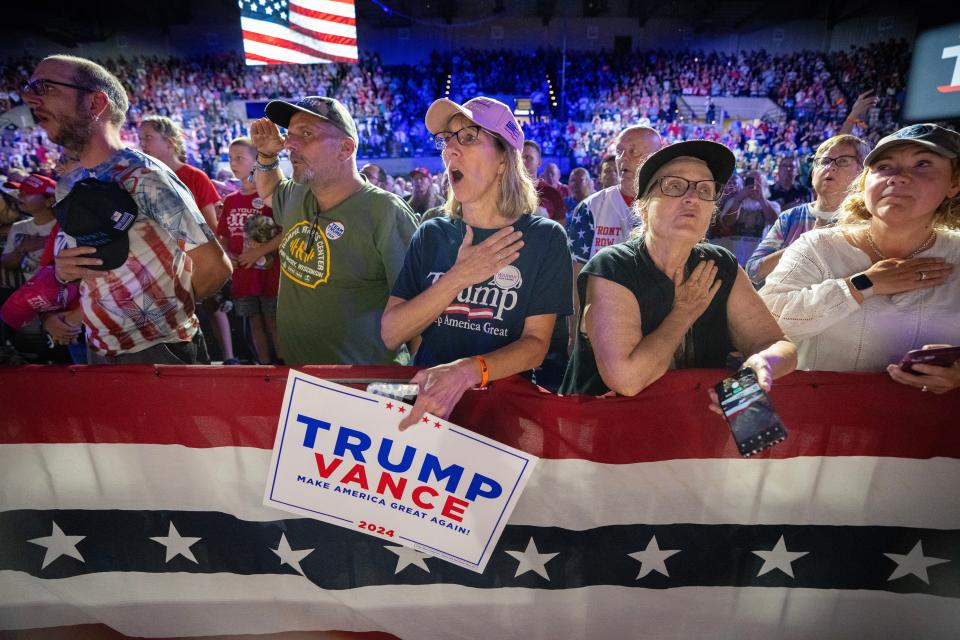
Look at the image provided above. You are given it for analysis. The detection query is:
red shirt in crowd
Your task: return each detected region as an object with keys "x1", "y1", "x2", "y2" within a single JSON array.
[
  {"x1": 216, "y1": 190, "x2": 280, "y2": 298},
  {"x1": 175, "y1": 163, "x2": 221, "y2": 212}
]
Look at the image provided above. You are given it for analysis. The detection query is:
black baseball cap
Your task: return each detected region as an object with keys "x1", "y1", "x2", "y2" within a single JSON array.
[
  {"x1": 54, "y1": 178, "x2": 138, "y2": 271},
  {"x1": 635, "y1": 140, "x2": 737, "y2": 198},
  {"x1": 864, "y1": 123, "x2": 960, "y2": 167},
  {"x1": 265, "y1": 96, "x2": 358, "y2": 143}
]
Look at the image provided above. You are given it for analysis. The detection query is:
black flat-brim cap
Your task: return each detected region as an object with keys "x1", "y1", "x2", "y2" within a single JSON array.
[
  {"x1": 635, "y1": 140, "x2": 737, "y2": 198},
  {"x1": 53, "y1": 178, "x2": 138, "y2": 271},
  {"x1": 264, "y1": 96, "x2": 358, "y2": 143}
]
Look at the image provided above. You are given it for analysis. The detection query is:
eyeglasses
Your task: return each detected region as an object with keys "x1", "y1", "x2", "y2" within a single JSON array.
[
  {"x1": 648, "y1": 176, "x2": 723, "y2": 202},
  {"x1": 434, "y1": 125, "x2": 483, "y2": 150},
  {"x1": 21, "y1": 78, "x2": 95, "y2": 97},
  {"x1": 811, "y1": 155, "x2": 860, "y2": 169}
]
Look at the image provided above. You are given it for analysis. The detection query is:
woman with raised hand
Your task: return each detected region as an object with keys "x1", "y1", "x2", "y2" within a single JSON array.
[
  {"x1": 381, "y1": 97, "x2": 572, "y2": 429},
  {"x1": 560, "y1": 140, "x2": 796, "y2": 398},
  {"x1": 760, "y1": 124, "x2": 960, "y2": 393}
]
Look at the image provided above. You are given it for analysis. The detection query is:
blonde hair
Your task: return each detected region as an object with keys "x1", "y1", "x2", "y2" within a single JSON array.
[
  {"x1": 815, "y1": 134, "x2": 870, "y2": 165},
  {"x1": 141, "y1": 115, "x2": 185, "y2": 162},
  {"x1": 838, "y1": 157, "x2": 960, "y2": 230},
  {"x1": 443, "y1": 133, "x2": 538, "y2": 220}
]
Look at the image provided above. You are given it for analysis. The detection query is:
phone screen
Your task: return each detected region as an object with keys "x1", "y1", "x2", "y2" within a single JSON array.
[
  {"x1": 366, "y1": 382, "x2": 418, "y2": 405},
  {"x1": 899, "y1": 346, "x2": 960, "y2": 373},
  {"x1": 716, "y1": 369, "x2": 787, "y2": 457}
]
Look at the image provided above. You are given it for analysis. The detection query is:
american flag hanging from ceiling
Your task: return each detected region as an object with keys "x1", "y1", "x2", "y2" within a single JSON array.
[{"x1": 239, "y1": 0, "x2": 359, "y2": 65}]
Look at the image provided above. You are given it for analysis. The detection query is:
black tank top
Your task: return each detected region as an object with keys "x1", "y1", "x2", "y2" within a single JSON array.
[{"x1": 560, "y1": 237, "x2": 739, "y2": 396}]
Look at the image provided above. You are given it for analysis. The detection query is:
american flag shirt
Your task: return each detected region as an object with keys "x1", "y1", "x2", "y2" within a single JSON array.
[
  {"x1": 57, "y1": 149, "x2": 214, "y2": 356},
  {"x1": 566, "y1": 186, "x2": 636, "y2": 264}
]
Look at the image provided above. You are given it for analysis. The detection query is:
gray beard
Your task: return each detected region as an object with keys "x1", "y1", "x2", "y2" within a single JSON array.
[{"x1": 291, "y1": 164, "x2": 315, "y2": 185}]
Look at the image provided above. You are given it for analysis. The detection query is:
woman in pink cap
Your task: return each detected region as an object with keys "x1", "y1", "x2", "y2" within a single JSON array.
[{"x1": 381, "y1": 97, "x2": 573, "y2": 429}]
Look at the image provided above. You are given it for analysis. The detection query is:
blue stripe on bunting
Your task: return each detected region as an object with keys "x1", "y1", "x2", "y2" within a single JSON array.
[{"x1": 2, "y1": 510, "x2": 957, "y2": 596}]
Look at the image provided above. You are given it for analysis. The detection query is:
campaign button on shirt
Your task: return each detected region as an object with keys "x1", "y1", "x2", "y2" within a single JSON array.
[{"x1": 326, "y1": 221, "x2": 345, "y2": 240}]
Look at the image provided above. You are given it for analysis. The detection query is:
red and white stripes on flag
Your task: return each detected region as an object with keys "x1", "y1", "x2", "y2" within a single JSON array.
[{"x1": 241, "y1": 0, "x2": 359, "y2": 66}]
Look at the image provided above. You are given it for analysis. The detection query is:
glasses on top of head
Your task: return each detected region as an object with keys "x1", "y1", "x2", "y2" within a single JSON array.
[
  {"x1": 811, "y1": 154, "x2": 860, "y2": 169},
  {"x1": 648, "y1": 176, "x2": 723, "y2": 202},
  {"x1": 21, "y1": 78, "x2": 95, "y2": 97},
  {"x1": 434, "y1": 125, "x2": 483, "y2": 150}
]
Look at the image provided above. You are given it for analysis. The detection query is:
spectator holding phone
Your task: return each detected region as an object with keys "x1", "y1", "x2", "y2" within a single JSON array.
[
  {"x1": 381, "y1": 97, "x2": 572, "y2": 429},
  {"x1": 760, "y1": 124, "x2": 960, "y2": 393},
  {"x1": 745, "y1": 134, "x2": 870, "y2": 285},
  {"x1": 709, "y1": 168, "x2": 781, "y2": 266},
  {"x1": 560, "y1": 141, "x2": 796, "y2": 397}
]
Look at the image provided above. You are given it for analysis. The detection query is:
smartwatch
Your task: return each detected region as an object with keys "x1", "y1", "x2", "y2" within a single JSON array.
[{"x1": 850, "y1": 272, "x2": 874, "y2": 298}]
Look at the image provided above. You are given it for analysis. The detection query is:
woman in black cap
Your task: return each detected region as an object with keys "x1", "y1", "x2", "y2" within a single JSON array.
[
  {"x1": 560, "y1": 140, "x2": 797, "y2": 397},
  {"x1": 760, "y1": 124, "x2": 960, "y2": 393}
]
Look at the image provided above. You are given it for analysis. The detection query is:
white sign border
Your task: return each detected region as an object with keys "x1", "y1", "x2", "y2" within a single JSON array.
[{"x1": 264, "y1": 370, "x2": 537, "y2": 572}]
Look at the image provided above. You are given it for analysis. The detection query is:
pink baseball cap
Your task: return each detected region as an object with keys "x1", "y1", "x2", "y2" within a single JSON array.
[
  {"x1": 425, "y1": 97, "x2": 524, "y2": 151},
  {"x1": 0, "y1": 265, "x2": 80, "y2": 329}
]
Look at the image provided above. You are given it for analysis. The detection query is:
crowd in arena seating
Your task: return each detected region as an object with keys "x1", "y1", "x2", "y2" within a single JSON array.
[
  {"x1": 0, "y1": 40, "x2": 910, "y2": 186},
  {"x1": 1, "y1": 45, "x2": 958, "y2": 407}
]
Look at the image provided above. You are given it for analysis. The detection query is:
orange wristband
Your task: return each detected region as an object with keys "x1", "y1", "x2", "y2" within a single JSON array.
[{"x1": 472, "y1": 355, "x2": 489, "y2": 389}]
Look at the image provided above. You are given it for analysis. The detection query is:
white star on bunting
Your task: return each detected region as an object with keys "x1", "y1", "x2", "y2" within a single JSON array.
[
  {"x1": 272, "y1": 533, "x2": 314, "y2": 576},
  {"x1": 505, "y1": 537, "x2": 559, "y2": 580},
  {"x1": 628, "y1": 535, "x2": 681, "y2": 579},
  {"x1": 752, "y1": 535, "x2": 808, "y2": 578},
  {"x1": 885, "y1": 540, "x2": 948, "y2": 584},
  {"x1": 384, "y1": 545, "x2": 431, "y2": 574},
  {"x1": 28, "y1": 521, "x2": 85, "y2": 569},
  {"x1": 150, "y1": 522, "x2": 201, "y2": 564}
]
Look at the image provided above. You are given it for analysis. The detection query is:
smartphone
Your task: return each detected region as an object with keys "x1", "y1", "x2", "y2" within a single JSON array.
[
  {"x1": 899, "y1": 346, "x2": 960, "y2": 373},
  {"x1": 744, "y1": 176, "x2": 756, "y2": 187},
  {"x1": 366, "y1": 382, "x2": 418, "y2": 405},
  {"x1": 715, "y1": 368, "x2": 787, "y2": 457}
]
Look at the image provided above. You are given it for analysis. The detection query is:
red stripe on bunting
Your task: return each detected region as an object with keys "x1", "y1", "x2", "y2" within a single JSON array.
[{"x1": 1, "y1": 367, "x2": 957, "y2": 462}]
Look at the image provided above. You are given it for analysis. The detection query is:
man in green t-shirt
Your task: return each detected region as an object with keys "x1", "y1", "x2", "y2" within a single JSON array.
[{"x1": 249, "y1": 97, "x2": 417, "y2": 365}]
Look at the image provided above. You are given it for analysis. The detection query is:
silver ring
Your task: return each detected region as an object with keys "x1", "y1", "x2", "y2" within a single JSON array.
[
  {"x1": 496, "y1": 253, "x2": 503, "y2": 261},
  {"x1": 922, "y1": 385, "x2": 929, "y2": 392},
  {"x1": 919, "y1": 271, "x2": 927, "y2": 281}
]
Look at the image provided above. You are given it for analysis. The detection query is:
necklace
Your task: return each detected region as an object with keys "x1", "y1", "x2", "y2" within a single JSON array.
[{"x1": 865, "y1": 229, "x2": 936, "y2": 260}]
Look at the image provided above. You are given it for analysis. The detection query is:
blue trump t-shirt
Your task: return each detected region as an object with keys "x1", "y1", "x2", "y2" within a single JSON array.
[{"x1": 391, "y1": 214, "x2": 573, "y2": 367}]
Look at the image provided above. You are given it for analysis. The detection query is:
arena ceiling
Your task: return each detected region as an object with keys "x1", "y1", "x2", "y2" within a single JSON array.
[{"x1": 5, "y1": 0, "x2": 959, "y2": 46}]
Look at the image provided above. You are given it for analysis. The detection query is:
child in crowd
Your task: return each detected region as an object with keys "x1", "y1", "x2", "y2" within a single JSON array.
[{"x1": 216, "y1": 138, "x2": 281, "y2": 364}]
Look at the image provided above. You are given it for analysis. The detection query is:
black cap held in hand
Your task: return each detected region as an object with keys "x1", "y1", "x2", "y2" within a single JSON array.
[{"x1": 54, "y1": 178, "x2": 138, "y2": 271}]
